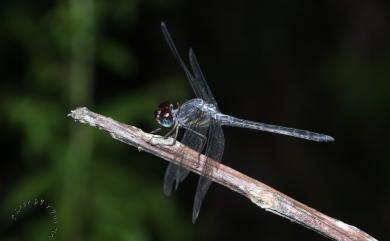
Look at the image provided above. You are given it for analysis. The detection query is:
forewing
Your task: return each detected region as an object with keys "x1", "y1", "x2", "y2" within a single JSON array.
[
  {"x1": 161, "y1": 22, "x2": 218, "y2": 107},
  {"x1": 163, "y1": 126, "x2": 208, "y2": 196},
  {"x1": 189, "y1": 48, "x2": 218, "y2": 108},
  {"x1": 161, "y1": 22, "x2": 196, "y2": 92},
  {"x1": 192, "y1": 122, "x2": 225, "y2": 223}
]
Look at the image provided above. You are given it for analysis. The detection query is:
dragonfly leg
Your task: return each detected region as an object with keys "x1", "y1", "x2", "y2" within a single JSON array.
[
  {"x1": 163, "y1": 125, "x2": 177, "y2": 139},
  {"x1": 164, "y1": 126, "x2": 179, "y2": 146},
  {"x1": 148, "y1": 123, "x2": 179, "y2": 146},
  {"x1": 150, "y1": 124, "x2": 179, "y2": 146},
  {"x1": 150, "y1": 128, "x2": 161, "y2": 134}
]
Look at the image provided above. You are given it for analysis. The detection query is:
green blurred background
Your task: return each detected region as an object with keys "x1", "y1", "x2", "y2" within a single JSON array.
[{"x1": 0, "y1": 0, "x2": 389, "y2": 240}]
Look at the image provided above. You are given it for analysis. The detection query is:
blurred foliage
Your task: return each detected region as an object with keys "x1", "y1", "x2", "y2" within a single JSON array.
[{"x1": 0, "y1": 0, "x2": 193, "y2": 241}]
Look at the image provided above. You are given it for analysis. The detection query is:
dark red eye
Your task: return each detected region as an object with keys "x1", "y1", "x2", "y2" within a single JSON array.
[
  {"x1": 155, "y1": 101, "x2": 174, "y2": 127},
  {"x1": 158, "y1": 101, "x2": 171, "y2": 109}
]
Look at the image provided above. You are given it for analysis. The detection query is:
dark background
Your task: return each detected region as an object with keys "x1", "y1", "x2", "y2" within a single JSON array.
[{"x1": 0, "y1": 0, "x2": 388, "y2": 240}]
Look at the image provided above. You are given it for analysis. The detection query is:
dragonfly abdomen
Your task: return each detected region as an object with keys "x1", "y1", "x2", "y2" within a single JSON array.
[{"x1": 216, "y1": 114, "x2": 334, "y2": 142}]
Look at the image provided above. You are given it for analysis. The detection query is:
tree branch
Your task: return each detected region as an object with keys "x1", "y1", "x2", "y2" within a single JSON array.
[{"x1": 68, "y1": 107, "x2": 376, "y2": 241}]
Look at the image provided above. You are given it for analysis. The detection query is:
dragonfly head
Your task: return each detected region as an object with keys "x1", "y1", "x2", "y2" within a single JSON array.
[{"x1": 154, "y1": 101, "x2": 176, "y2": 128}]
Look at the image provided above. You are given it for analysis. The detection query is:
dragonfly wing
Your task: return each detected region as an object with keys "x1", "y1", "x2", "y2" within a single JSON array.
[
  {"x1": 163, "y1": 163, "x2": 189, "y2": 196},
  {"x1": 161, "y1": 22, "x2": 218, "y2": 107},
  {"x1": 192, "y1": 122, "x2": 225, "y2": 223},
  {"x1": 188, "y1": 48, "x2": 218, "y2": 108},
  {"x1": 161, "y1": 22, "x2": 196, "y2": 94},
  {"x1": 163, "y1": 126, "x2": 208, "y2": 196}
]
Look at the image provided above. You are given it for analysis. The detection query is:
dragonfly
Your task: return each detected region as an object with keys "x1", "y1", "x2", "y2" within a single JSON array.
[{"x1": 155, "y1": 22, "x2": 334, "y2": 223}]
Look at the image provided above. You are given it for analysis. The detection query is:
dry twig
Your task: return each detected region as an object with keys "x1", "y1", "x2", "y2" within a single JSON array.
[{"x1": 68, "y1": 107, "x2": 376, "y2": 241}]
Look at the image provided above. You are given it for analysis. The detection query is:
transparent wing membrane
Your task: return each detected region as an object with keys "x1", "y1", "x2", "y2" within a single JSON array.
[
  {"x1": 192, "y1": 122, "x2": 225, "y2": 223},
  {"x1": 161, "y1": 22, "x2": 218, "y2": 108},
  {"x1": 163, "y1": 127, "x2": 208, "y2": 196}
]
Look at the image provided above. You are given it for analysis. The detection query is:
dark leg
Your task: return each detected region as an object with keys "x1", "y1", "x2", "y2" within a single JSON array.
[
  {"x1": 150, "y1": 128, "x2": 161, "y2": 134},
  {"x1": 161, "y1": 125, "x2": 179, "y2": 146},
  {"x1": 163, "y1": 125, "x2": 177, "y2": 139},
  {"x1": 150, "y1": 124, "x2": 179, "y2": 146}
]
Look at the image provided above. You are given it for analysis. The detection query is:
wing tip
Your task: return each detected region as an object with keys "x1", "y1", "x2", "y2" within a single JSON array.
[
  {"x1": 189, "y1": 47, "x2": 194, "y2": 56},
  {"x1": 161, "y1": 21, "x2": 168, "y2": 33},
  {"x1": 163, "y1": 184, "x2": 173, "y2": 196},
  {"x1": 191, "y1": 209, "x2": 199, "y2": 224}
]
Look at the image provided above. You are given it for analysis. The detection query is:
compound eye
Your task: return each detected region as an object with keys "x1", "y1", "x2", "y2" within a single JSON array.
[
  {"x1": 155, "y1": 102, "x2": 174, "y2": 127},
  {"x1": 162, "y1": 110, "x2": 171, "y2": 119}
]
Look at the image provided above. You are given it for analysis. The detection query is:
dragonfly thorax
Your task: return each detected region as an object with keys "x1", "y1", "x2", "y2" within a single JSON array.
[
  {"x1": 174, "y1": 98, "x2": 218, "y2": 128},
  {"x1": 155, "y1": 101, "x2": 176, "y2": 128}
]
